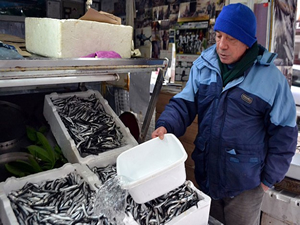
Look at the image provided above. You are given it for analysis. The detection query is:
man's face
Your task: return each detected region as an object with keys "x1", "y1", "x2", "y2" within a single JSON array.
[{"x1": 215, "y1": 31, "x2": 248, "y2": 64}]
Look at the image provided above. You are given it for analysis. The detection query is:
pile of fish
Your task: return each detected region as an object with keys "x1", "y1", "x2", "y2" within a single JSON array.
[
  {"x1": 7, "y1": 172, "x2": 112, "y2": 225},
  {"x1": 125, "y1": 182, "x2": 200, "y2": 225},
  {"x1": 89, "y1": 164, "x2": 117, "y2": 184},
  {"x1": 90, "y1": 165, "x2": 201, "y2": 225},
  {"x1": 7, "y1": 164, "x2": 201, "y2": 225},
  {"x1": 51, "y1": 94, "x2": 124, "y2": 157}
]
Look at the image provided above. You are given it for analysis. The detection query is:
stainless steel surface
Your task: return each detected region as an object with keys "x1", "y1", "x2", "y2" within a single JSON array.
[
  {"x1": 0, "y1": 58, "x2": 168, "y2": 88},
  {"x1": 0, "y1": 100, "x2": 28, "y2": 150},
  {"x1": 0, "y1": 152, "x2": 30, "y2": 164},
  {"x1": 139, "y1": 68, "x2": 165, "y2": 143},
  {"x1": 0, "y1": 58, "x2": 167, "y2": 72},
  {"x1": 0, "y1": 15, "x2": 25, "y2": 22},
  {"x1": 0, "y1": 72, "x2": 119, "y2": 88}
]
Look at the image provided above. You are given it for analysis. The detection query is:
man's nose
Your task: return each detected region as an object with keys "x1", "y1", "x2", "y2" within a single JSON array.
[{"x1": 219, "y1": 37, "x2": 228, "y2": 49}]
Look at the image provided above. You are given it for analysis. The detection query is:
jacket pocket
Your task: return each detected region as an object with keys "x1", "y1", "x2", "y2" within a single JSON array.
[{"x1": 224, "y1": 148, "x2": 261, "y2": 192}]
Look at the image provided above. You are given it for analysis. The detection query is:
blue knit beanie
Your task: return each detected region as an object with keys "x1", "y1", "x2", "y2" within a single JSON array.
[{"x1": 214, "y1": 3, "x2": 257, "y2": 47}]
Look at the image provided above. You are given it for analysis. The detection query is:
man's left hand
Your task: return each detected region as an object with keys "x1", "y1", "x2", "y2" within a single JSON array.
[{"x1": 261, "y1": 182, "x2": 269, "y2": 192}]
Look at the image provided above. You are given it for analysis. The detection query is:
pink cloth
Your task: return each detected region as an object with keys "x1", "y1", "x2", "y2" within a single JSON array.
[{"x1": 82, "y1": 51, "x2": 122, "y2": 58}]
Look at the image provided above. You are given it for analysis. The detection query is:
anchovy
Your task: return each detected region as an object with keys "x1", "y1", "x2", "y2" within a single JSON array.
[
  {"x1": 89, "y1": 164, "x2": 117, "y2": 184},
  {"x1": 51, "y1": 94, "x2": 124, "y2": 157},
  {"x1": 8, "y1": 163, "x2": 202, "y2": 225},
  {"x1": 90, "y1": 164, "x2": 201, "y2": 225},
  {"x1": 7, "y1": 171, "x2": 113, "y2": 225}
]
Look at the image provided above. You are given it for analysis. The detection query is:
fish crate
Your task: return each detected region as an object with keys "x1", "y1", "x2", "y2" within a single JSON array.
[
  {"x1": 261, "y1": 188, "x2": 300, "y2": 224},
  {"x1": 86, "y1": 160, "x2": 211, "y2": 225},
  {"x1": 124, "y1": 181, "x2": 211, "y2": 225},
  {"x1": 0, "y1": 163, "x2": 101, "y2": 225},
  {"x1": 164, "y1": 182, "x2": 211, "y2": 225},
  {"x1": 261, "y1": 212, "x2": 291, "y2": 225},
  {"x1": 43, "y1": 89, "x2": 138, "y2": 166}
]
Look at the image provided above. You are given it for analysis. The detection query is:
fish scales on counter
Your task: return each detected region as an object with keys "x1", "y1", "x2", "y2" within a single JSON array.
[
  {"x1": 51, "y1": 94, "x2": 124, "y2": 157},
  {"x1": 7, "y1": 171, "x2": 114, "y2": 225},
  {"x1": 91, "y1": 165, "x2": 201, "y2": 225}
]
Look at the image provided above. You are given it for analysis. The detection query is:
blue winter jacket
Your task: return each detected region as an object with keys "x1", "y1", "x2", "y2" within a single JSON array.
[{"x1": 156, "y1": 44, "x2": 298, "y2": 199}]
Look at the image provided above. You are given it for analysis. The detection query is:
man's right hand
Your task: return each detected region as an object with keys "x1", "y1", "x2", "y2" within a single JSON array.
[{"x1": 151, "y1": 127, "x2": 167, "y2": 140}]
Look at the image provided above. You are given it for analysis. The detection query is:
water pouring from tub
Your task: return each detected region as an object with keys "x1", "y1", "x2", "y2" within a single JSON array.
[{"x1": 93, "y1": 134, "x2": 187, "y2": 224}]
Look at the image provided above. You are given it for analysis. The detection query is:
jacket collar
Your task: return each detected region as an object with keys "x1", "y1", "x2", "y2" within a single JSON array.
[
  {"x1": 193, "y1": 44, "x2": 277, "y2": 69},
  {"x1": 256, "y1": 45, "x2": 277, "y2": 65},
  {"x1": 193, "y1": 45, "x2": 219, "y2": 70}
]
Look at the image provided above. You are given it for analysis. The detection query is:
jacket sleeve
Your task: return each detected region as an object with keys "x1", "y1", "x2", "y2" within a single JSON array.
[
  {"x1": 156, "y1": 97, "x2": 197, "y2": 137},
  {"x1": 155, "y1": 66, "x2": 199, "y2": 137},
  {"x1": 261, "y1": 77, "x2": 298, "y2": 187}
]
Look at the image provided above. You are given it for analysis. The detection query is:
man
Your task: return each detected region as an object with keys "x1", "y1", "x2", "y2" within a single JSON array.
[{"x1": 152, "y1": 3, "x2": 298, "y2": 225}]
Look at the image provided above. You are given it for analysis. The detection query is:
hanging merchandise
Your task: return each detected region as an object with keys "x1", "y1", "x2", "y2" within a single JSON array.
[
  {"x1": 271, "y1": 0, "x2": 296, "y2": 66},
  {"x1": 175, "y1": 21, "x2": 209, "y2": 55}
]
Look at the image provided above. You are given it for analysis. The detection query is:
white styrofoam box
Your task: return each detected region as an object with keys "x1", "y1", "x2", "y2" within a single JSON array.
[
  {"x1": 286, "y1": 153, "x2": 300, "y2": 180},
  {"x1": 261, "y1": 212, "x2": 290, "y2": 225},
  {"x1": 0, "y1": 163, "x2": 100, "y2": 225},
  {"x1": 25, "y1": 17, "x2": 133, "y2": 58},
  {"x1": 124, "y1": 181, "x2": 211, "y2": 225},
  {"x1": 43, "y1": 89, "x2": 138, "y2": 166},
  {"x1": 117, "y1": 133, "x2": 188, "y2": 204},
  {"x1": 261, "y1": 188, "x2": 300, "y2": 224}
]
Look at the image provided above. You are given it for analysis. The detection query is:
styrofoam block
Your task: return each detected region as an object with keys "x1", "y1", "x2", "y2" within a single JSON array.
[
  {"x1": 0, "y1": 163, "x2": 100, "y2": 225},
  {"x1": 124, "y1": 181, "x2": 211, "y2": 225},
  {"x1": 25, "y1": 18, "x2": 133, "y2": 58},
  {"x1": 43, "y1": 89, "x2": 138, "y2": 166},
  {"x1": 261, "y1": 189, "x2": 300, "y2": 224}
]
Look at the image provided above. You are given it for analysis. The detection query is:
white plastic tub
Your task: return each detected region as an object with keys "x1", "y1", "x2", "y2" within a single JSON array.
[
  {"x1": 117, "y1": 133, "x2": 188, "y2": 203},
  {"x1": 43, "y1": 89, "x2": 138, "y2": 166}
]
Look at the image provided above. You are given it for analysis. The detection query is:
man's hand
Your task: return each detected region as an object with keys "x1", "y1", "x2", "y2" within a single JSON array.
[
  {"x1": 261, "y1": 182, "x2": 269, "y2": 192},
  {"x1": 151, "y1": 127, "x2": 167, "y2": 140}
]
